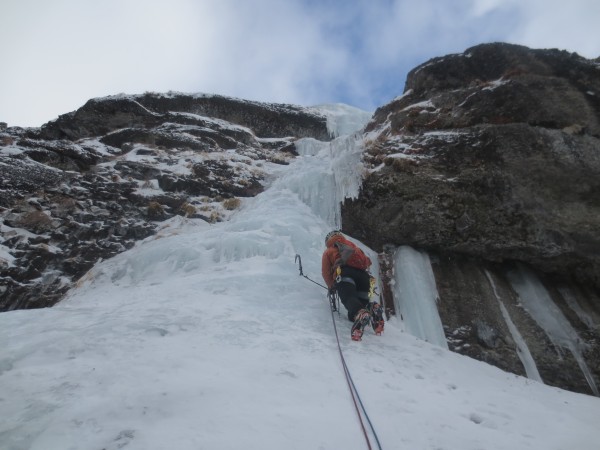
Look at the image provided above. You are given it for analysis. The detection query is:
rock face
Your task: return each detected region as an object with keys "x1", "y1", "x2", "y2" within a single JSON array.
[
  {"x1": 342, "y1": 43, "x2": 600, "y2": 395},
  {"x1": 1, "y1": 93, "x2": 330, "y2": 311},
  {"x1": 39, "y1": 93, "x2": 331, "y2": 142},
  {"x1": 349, "y1": 43, "x2": 600, "y2": 287}
]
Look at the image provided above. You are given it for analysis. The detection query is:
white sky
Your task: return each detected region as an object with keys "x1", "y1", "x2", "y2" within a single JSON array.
[{"x1": 1, "y1": 0, "x2": 599, "y2": 127}]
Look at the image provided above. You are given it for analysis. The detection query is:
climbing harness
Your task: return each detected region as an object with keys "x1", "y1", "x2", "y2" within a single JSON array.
[{"x1": 295, "y1": 254, "x2": 383, "y2": 450}]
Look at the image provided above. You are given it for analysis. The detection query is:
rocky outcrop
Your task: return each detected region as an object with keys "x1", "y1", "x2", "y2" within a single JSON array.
[
  {"x1": 373, "y1": 43, "x2": 600, "y2": 136},
  {"x1": 1, "y1": 93, "x2": 331, "y2": 311},
  {"x1": 343, "y1": 43, "x2": 600, "y2": 396},
  {"x1": 38, "y1": 92, "x2": 331, "y2": 141},
  {"x1": 347, "y1": 42, "x2": 600, "y2": 288},
  {"x1": 430, "y1": 253, "x2": 600, "y2": 396},
  {"x1": 354, "y1": 123, "x2": 600, "y2": 286}
]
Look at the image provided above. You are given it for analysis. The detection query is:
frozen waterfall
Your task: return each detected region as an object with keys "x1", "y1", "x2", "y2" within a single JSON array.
[{"x1": 287, "y1": 131, "x2": 365, "y2": 229}]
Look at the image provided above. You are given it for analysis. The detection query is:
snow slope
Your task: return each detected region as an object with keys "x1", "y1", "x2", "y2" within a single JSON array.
[{"x1": 1, "y1": 110, "x2": 600, "y2": 450}]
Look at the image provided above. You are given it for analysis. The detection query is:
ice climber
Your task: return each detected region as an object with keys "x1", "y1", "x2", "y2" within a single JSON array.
[{"x1": 321, "y1": 230, "x2": 385, "y2": 341}]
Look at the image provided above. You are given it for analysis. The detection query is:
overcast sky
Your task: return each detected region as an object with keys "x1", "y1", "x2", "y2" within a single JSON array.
[{"x1": 1, "y1": 0, "x2": 599, "y2": 127}]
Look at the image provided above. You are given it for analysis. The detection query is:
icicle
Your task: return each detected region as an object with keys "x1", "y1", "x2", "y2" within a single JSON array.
[
  {"x1": 276, "y1": 104, "x2": 370, "y2": 227},
  {"x1": 484, "y1": 270, "x2": 543, "y2": 382},
  {"x1": 329, "y1": 132, "x2": 365, "y2": 228},
  {"x1": 282, "y1": 132, "x2": 365, "y2": 228},
  {"x1": 393, "y1": 246, "x2": 448, "y2": 348}
]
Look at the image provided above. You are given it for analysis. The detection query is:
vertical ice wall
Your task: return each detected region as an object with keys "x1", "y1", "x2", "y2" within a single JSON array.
[
  {"x1": 393, "y1": 246, "x2": 448, "y2": 348},
  {"x1": 329, "y1": 132, "x2": 365, "y2": 227},
  {"x1": 484, "y1": 270, "x2": 543, "y2": 382},
  {"x1": 507, "y1": 264, "x2": 599, "y2": 396},
  {"x1": 310, "y1": 103, "x2": 373, "y2": 138},
  {"x1": 289, "y1": 132, "x2": 365, "y2": 228},
  {"x1": 289, "y1": 138, "x2": 338, "y2": 226}
]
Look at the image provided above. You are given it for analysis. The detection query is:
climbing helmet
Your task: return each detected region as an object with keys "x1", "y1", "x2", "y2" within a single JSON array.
[{"x1": 325, "y1": 230, "x2": 342, "y2": 244}]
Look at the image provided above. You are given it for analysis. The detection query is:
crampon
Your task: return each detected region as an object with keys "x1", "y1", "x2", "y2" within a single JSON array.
[
  {"x1": 369, "y1": 302, "x2": 385, "y2": 336},
  {"x1": 351, "y1": 309, "x2": 372, "y2": 341}
]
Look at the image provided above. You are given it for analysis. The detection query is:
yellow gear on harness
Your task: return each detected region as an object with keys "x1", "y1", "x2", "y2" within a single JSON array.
[
  {"x1": 335, "y1": 266, "x2": 342, "y2": 283},
  {"x1": 369, "y1": 276, "x2": 377, "y2": 299}
]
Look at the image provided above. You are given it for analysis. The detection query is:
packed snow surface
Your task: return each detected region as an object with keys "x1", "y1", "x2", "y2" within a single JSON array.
[{"x1": 2, "y1": 112, "x2": 600, "y2": 449}]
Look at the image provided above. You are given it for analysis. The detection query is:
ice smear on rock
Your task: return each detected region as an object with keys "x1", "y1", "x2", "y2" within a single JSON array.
[
  {"x1": 485, "y1": 270, "x2": 543, "y2": 382},
  {"x1": 507, "y1": 264, "x2": 599, "y2": 396}
]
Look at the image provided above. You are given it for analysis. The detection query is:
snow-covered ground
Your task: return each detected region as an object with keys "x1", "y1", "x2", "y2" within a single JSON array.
[{"x1": 2, "y1": 109, "x2": 600, "y2": 450}]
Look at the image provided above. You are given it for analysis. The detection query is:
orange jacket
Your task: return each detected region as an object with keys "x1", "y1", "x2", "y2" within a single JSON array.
[{"x1": 321, "y1": 234, "x2": 371, "y2": 288}]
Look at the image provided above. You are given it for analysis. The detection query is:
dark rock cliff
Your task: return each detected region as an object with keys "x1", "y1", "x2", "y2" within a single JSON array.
[
  {"x1": 0, "y1": 93, "x2": 330, "y2": 311},
  {"x1": 39, "y1": 93, "x2": 331, "y2": 141},
  {"x1": 348, "y1": 43, "x2": 600, "y2": 287},
  {"x1": 342, "y1": 43, "x2": 600, "y2": 395}
]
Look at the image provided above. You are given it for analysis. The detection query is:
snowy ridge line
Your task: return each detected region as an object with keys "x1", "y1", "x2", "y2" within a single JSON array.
[
  {"x1": 166, "y1": 111, "x2": 255, "y2": 134},
  {"x1": 400, "y1": 99, "x2": 436, "y2": 112},
  {"x1": 91, "y1": 91, "x2": 331, "y2": 118}
]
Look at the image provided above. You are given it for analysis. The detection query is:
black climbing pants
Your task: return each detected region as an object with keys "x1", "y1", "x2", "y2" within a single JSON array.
[{"x1": 334, "y1": 266, "x2": 371, "y2": 321}]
